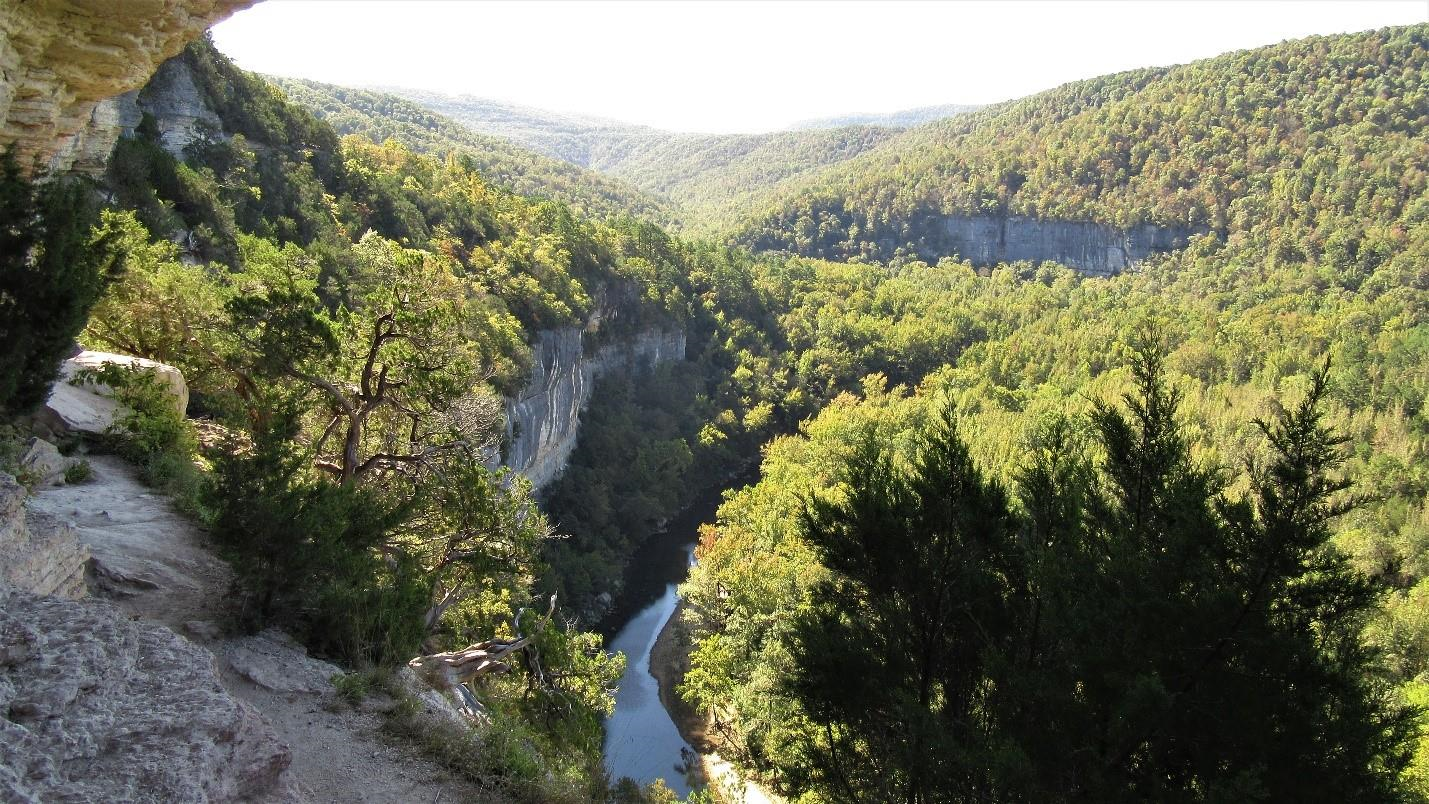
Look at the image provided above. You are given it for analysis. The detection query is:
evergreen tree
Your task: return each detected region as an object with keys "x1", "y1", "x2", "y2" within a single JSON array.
[
  {"x1": 1018, "y1": 350, "x2": 1415, "y2": 801},
  {"x1": 785, "y1": 407, "x2": 1026, "y2": 803},
  {"x1": 0, "y1": 150, "x2": 114, "y2": 414}
]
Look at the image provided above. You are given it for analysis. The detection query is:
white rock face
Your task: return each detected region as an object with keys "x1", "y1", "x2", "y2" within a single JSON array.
[
  {"x1": 502, "y1": 328, "x2": 686, "y2": 490},
  {"x1": 0, "y1": 585, "x2": 296, "y2": 803},
  {"x1": 41, "y1": 350, "x2": 189, "y2": 436},
  {"x1": 935, "y1": 214, "x2": 1195, "y2": 276}
]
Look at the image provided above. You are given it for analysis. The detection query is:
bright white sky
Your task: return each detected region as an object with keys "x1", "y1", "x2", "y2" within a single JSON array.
[{"x1": 211, "y1": 0, "x2": 1427, "y2": 134}]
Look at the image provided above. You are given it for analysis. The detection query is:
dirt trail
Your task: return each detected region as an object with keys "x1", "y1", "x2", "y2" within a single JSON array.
[{"x1": 30, "y1": 455, "x2": 487, "y2": 804}]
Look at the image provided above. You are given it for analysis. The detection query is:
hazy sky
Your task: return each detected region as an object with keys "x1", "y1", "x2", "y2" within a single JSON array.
[{"x1": 211, "y1": 1, "x2": 1427, "y2": 134}]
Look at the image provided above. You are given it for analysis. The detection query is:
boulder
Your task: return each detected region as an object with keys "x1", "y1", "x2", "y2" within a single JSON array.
[
  {"x1": 18, "y1": 438, "x2": 77, "y2": 486},
  {"x1": 0, "y1": 585, "x2": 297, "y2": 802},
  {"x1": 40, "y1": 351, "x2": 188, "y2": 437}
]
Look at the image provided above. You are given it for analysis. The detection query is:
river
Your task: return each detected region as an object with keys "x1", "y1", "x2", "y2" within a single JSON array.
[{"x1": 601, "y1": 469, "x2": 756, "y2": 797}]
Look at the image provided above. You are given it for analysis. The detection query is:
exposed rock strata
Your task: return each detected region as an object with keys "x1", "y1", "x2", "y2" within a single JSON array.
[
  {"x1": 503, "y1": 327, "x2": 686, "y2": 490},
  {"x1": 887, "y1": 214, "x2": 1196, "y2": 276},
  {"x1": 0, "y1": 0, "x2": 253, "y2": 173},
  {"x1": 0, "y1": 472, "x2": 88, "y2": 600}
]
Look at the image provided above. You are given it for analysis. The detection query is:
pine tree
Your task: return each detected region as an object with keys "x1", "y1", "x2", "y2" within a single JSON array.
[
  {"x1": 1018, "y1": 350, "x2": 1415, "y2": 801},
  {"x1": 785, "y1": 407, "x2": 1027, "y2": 803}
]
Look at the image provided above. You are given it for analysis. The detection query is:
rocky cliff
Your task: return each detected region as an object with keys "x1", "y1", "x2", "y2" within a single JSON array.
[
  {"x1": 0, "y1": 0, "x2": 252, "y2": 173},
  {"x1": 897, "y1": 214, "x2": 1196, "y2": 276},
  {"x1": 503, "y1": 328, "x2": 686, "y2": 490}
]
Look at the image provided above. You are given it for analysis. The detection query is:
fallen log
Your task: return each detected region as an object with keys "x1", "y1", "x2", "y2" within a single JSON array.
[{"x1": 407, "y1": 595, "x2": 556, "y2": 720}]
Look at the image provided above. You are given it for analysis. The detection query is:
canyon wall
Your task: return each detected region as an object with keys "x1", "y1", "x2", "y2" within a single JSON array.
[
  {"x1": 502, "y1": 328, "x2": 686, "y2": 491},
  {"x1": 0, "y1": 0, "x2": 252, "y2": 174},
  {"x1": 902, "y1": 214, "x2": 1195, "y2": 276}
]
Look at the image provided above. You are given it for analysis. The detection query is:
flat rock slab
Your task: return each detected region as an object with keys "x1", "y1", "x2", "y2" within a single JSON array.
[
  {"x1": 28, "y1": 455, "x2": 230, "y2": 627},
  {"x1": 223, "y1": 630, "x2": 342, "y2": 695}
]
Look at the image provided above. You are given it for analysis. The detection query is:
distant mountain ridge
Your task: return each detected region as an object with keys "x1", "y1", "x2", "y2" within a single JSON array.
[
  {"x1": 372, "y1": 88, "x2": 979, "y2": 231},
  {"x1": 267, "y1": 78, "x2": 675, "y2": 223},
  {"x1": 788, "y1": 103, "x2": 982, "y2": 130},
  {"x1": 734, "y1": 24, "x2": 1429, "y2": 265}
]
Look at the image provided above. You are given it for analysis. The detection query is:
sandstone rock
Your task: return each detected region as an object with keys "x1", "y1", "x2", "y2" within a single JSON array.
[
  {"x1": 40, "y1": 350, "x2": 189, "y2": 436},
  {"x1": 0, "y1": 585, "x2": 296, "y2": 801},
  {"x1": 18, "y1": 438, "x2": 76, "y2": 487},
  {"x1": 0, "y1": 0, "x2": 254, "y2": 174},
  {"x1": 224, "y1": 630, "x2": 344, "y2": 695}
]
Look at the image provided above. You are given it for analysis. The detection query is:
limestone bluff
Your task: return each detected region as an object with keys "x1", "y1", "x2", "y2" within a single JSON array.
[{"x1": 0, "y1": 0, "x2": 253, "y2": 174}]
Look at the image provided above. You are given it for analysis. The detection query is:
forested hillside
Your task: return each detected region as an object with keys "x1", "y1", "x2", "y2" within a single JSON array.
[
  {"x1": 660, "y1": 23, "x2": 1429, "y2": 802},
  {"x1": 385, "y1": 88, "x2": 658, "y2": 168},
  {"x1": 737, "y1": 25, "x2": 1429, "y2": 265},
  {"x1": 589, "y1": 125, "x2": 904, "y2": 234},
  {"x1": 8, "y1": 17, "x2": 1429, "y2": 804},
  {"x1": 380, "y1": 88, "x2": 920, "y2": 232},
  {"x1": 266, "y1": 77, "x2": 675, "y2": 223},
  {"x1": 31, "y1": 35, "x2": 776, "y2": 801}
]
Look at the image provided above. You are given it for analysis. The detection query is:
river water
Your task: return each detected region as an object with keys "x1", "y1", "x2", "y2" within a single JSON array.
[{"x1": 601, "y1": 469, "x2": 756, "y2": 797}]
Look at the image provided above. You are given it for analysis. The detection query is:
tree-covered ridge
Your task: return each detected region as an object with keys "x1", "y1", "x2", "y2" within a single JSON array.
[
  {"x1": 16, "y1": 21, "x2": 1429, "y2": 802},
  {"x1": 736, "y1": 24, "x2": 1429, "y2": 264},
  {"x1": 787, "y1": 102, "x2": 980, "y2": 131},
  {"x1": 265, "y1": 77, "x2": 677, "y2": 224},
  {"x1": 69, "y1": 37, "x2": 737, "y2": 799},
  {"x1": 383, "y1": 87, "x2": 926, "y2": 233},
  {"x1": 685, "y1": 349, "x2": 1416, "y2": 801},
  {"x1": 593, "y1": 125, "x2": 904, "y2": 235},
  {"x1": 385, "y1": 88, "x2": 659, "y2": 168},
  {"x1": 681, "y1": 269, "x2": 1429, "y2": 800}
]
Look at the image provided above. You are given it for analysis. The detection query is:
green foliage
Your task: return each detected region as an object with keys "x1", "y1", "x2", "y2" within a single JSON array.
[
  {"x1": 738, "y1": 25, "x2": 1429, "y2": 266},
  {"x1": 63, "y1": 460, "x2": 92, "y2": 485},
  {"x1": 691, "y1": 352, "x2": 1417, "y2": 801},
  {"x1": 330, "y1": 671, "x2": 371, "y2": 705},
  {"x1": 268, "y1": 77, "x2": 677, "y2": 224},
  {"x1": 786, "y1": 406, "x2": 1025, "y2": 800},
  {"x1": 85, "y1": 22, "x2": 1429, "y2": 799},
  {"x1": 204, "y1": 410, "x2": 426, "y2": 666},
  {"x1": 81, "y1": 362, "x2": 203, "y2": 509},
  {"x1": 82, "y1": 210, "x2": 229, "y2": 386},
  {"x1": 0, "y1": 150, "x2": 114, "y2": 415}
]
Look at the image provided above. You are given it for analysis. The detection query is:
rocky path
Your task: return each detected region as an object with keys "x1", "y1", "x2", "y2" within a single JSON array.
[{"x1": 28, "y1": 454, "x2": 487, "y2": 803}]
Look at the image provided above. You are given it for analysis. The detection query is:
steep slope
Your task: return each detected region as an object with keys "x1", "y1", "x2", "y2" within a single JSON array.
[
  {"x1": 267, "y1": 78, "x2": 676, "y2": 223},
  {"x1": 736, "y1": 24, "x2": 1429, "y2": 269}
]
